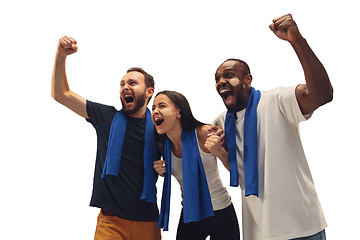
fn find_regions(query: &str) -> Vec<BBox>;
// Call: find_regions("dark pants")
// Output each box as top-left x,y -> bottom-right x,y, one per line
176,203 -> 240,240
291,230 -> 326,240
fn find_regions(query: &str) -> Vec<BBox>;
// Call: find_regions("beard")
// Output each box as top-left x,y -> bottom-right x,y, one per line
225,91 -> 244,113
121,91 -> 147,116
221,83 -> 244,113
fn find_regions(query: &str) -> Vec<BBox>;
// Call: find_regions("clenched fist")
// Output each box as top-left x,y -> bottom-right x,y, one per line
153,160 -> 166,177
269,13 -> 303,43
57,36 -> 78,57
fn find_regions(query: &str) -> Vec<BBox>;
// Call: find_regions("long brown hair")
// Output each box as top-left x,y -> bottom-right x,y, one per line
153,90 -> 205,143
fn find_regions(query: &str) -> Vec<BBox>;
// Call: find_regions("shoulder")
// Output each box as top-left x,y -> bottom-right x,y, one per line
86,100 -> 118,125
212,110 -> 227,126
196,124 -> 212,138
259,86 -> 296,99
258,86 -> 297,108
196,125 -> 212,153
258,86 -> 309,124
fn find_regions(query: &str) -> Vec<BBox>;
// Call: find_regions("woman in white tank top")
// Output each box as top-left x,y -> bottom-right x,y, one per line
152,90 -> 240,240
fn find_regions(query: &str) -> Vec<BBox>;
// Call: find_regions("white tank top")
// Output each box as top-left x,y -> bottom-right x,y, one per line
171,131 -> 232,211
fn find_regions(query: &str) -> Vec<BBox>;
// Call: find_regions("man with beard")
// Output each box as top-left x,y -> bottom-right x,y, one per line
205,14 -> 332,239
51,36 -> 161,240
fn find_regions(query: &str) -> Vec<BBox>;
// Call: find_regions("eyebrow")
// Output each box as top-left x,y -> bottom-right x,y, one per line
224,67 -> 234,71
121,78 -> 138,82
153,101 -> 167,106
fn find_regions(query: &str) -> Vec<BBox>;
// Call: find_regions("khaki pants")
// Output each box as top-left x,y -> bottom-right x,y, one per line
94,210 -> 161,240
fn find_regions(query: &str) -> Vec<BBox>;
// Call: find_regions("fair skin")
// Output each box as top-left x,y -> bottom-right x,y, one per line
152,94 -> 216,176
51,36 -> 154,119
206,14 -> 333,167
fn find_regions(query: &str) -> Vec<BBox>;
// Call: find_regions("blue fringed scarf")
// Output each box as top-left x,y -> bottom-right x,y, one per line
225,87 -> 261,197
158,129 -> 213,231
101,108 -> 158,203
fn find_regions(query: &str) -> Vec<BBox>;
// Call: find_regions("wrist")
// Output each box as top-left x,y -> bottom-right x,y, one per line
55,51 -> 67,61
289,35 -> 307,46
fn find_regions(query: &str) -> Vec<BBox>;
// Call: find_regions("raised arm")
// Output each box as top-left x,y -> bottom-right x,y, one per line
51,36 -> 89,119
269,14 -> 333,115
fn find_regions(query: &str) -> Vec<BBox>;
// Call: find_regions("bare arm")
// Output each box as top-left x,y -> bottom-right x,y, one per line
51,36 -> 89,119
269,14 -> 333,115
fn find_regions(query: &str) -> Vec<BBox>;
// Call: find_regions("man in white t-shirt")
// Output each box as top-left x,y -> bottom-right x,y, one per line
205,14 -> 333,240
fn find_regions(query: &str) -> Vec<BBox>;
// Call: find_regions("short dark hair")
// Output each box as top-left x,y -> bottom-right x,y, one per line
153,90 -> 205,143
127,67 -> 155,103
224,58 -> 251,75
127,67 -> 155,89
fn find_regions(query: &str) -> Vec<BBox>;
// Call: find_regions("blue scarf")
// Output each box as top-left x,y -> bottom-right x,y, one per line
225,87 -> 261,197
158,129 -> 213,231
101,108 -> 158,203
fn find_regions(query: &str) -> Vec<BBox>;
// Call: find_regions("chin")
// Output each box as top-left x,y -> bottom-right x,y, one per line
155,128 -> 165,135
225,104 -> 240,113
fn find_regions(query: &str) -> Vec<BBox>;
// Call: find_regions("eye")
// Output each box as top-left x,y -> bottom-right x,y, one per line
225,72 -> 233,78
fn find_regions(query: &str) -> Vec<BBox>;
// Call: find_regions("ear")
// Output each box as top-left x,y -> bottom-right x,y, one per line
146,87 -> 155,98
244,74 -> 253,85
176,109 -> 181,119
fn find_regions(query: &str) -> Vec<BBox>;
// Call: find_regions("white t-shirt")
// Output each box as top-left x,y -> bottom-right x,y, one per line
171,130 -> 232,211
213,86 -> 327,240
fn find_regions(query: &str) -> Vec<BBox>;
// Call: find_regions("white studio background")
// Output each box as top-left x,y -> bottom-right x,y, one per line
0,1 -> 358,239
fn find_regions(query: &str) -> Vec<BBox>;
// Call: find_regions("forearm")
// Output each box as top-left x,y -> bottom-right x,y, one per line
291,37 -> 333,104
51,54 -> 70,102
213,147 -> 230,171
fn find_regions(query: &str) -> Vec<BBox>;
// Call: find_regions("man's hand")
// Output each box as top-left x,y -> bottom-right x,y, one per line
269,14 -> 303,43
269,13 -> 333,115
207,125 -> 225,144
153,160 -> 166,177
57,36 -> 78,57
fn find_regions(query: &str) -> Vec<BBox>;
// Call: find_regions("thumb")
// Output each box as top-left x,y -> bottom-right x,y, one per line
72,44 -> 78,53
269,23 -> 277,33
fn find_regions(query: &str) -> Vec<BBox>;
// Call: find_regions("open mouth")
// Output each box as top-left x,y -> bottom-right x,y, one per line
124,94 -> 134,104
154,117 -> 164,127
219,89 -> 235,104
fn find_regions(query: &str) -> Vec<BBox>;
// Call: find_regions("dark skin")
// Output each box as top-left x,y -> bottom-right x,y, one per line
215,61 -> 252,113
215,13 -> 333,116
206,13 -> 333,167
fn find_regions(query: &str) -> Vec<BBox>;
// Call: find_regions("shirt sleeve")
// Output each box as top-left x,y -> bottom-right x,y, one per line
86,100 -> 117,127
212,111 -> 226,128
277,86 -> 311,125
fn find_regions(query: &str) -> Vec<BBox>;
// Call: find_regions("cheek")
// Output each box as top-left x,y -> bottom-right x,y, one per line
132,85 -> 143,94
229,78 -> 240,87
161,108 -> 175,117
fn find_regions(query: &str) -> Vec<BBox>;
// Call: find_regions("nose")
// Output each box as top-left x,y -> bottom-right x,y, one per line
216,77 -> 227,87
123,83 -> 130,90
152,106 -> 159,114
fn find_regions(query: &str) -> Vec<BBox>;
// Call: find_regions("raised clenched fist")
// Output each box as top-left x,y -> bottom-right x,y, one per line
57,36 -> 78,57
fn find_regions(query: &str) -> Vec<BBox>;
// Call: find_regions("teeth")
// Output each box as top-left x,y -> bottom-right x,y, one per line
220,89 -> 231,94
154,117 -> 164,126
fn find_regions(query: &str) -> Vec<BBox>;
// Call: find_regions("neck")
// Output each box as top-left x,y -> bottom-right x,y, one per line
166,125 -> 183,156
234,86 -> 252,113
128,105 -> 147,118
